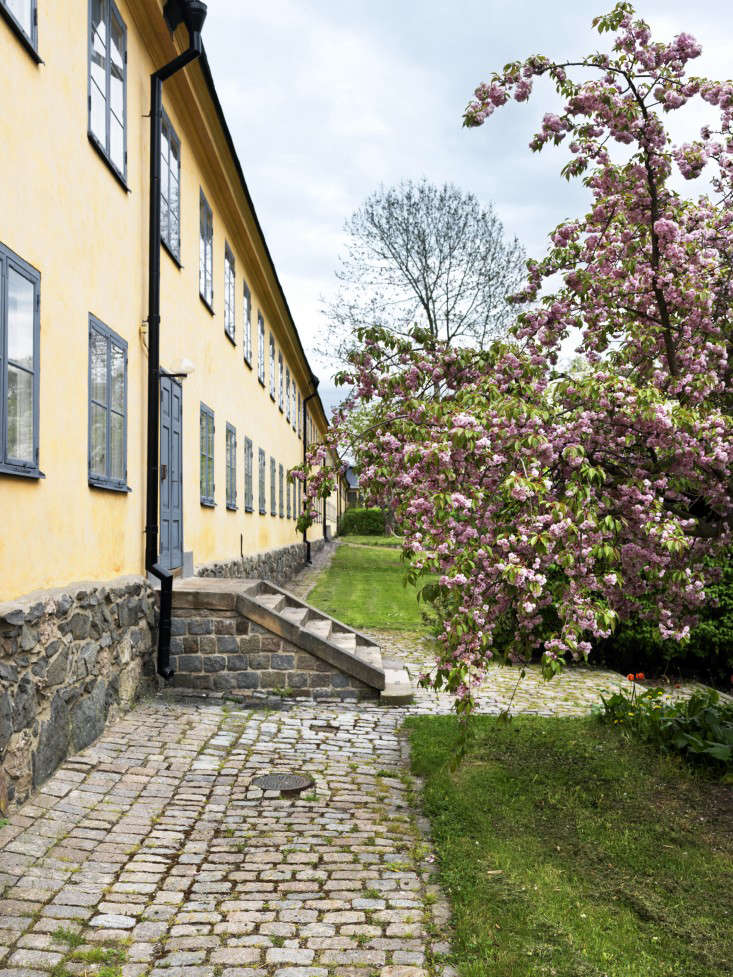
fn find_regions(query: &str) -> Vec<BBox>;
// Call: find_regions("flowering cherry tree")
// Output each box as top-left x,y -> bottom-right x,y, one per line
299,3 -> 733,707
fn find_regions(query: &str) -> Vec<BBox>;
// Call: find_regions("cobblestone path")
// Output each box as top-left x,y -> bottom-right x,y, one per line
0,699 -> 451,977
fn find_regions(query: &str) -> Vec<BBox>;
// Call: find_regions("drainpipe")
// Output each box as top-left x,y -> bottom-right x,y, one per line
145,0 -> 207,680
302,383 -> 319,565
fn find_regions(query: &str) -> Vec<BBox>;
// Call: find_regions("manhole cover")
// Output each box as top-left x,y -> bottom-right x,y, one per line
252,772 -> 315,796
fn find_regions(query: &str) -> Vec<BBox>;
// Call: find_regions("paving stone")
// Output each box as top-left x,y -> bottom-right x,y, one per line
8,950 -> 64,968
90,913 -> 136,929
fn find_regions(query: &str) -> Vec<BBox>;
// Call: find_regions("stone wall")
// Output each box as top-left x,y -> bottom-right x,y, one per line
196,538 -> 326,587
0,578 -> 156,811
169,605 -> 377,701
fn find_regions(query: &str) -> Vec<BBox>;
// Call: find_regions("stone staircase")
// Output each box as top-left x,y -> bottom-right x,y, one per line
169,577 -> 413,705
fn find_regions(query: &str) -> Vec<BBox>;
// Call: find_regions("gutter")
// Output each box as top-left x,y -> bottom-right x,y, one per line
145,0 -> 207,681
302,385 -> 319,565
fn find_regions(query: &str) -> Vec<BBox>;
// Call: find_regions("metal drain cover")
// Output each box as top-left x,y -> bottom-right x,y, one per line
252,772 -> 315,796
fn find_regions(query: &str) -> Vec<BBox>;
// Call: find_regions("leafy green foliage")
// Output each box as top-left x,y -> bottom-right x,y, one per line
596,552 -> 733,684
596,686 -> 733,773
339,507 -> 386,536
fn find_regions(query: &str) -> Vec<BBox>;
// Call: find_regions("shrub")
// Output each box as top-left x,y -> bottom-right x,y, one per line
594,551 -> 733,685
595,683 -> 733,775
340,507 -> 385,536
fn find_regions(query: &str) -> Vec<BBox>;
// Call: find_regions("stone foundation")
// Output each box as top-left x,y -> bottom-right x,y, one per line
169,605 -> 377,701
196,538 -> 326,587
0,578 -> 156,811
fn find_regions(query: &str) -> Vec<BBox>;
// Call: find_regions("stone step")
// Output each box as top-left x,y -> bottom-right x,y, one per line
257,593 -> 286,613
381,663 -> 414,706
330,631 -> 357,653
304,618 -> 333,642
356,643 -> 382,669
280,605 -> 309,626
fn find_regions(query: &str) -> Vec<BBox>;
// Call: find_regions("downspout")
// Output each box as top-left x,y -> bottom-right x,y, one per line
302,383 -> 319,565
145,0 -> 207,680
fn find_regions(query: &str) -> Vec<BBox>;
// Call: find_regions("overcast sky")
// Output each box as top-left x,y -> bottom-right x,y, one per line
203,0 -> 731,414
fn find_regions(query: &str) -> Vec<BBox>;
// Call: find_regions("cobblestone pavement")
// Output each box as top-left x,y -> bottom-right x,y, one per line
364,628 -> 730,716
0,700 -> 451,977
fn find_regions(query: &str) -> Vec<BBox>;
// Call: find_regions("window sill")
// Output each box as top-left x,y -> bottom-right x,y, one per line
225,329 -> 236,347
259,509 -> 266,516
226,502 -> 238,511
200,498 -> 216,508
258,375 -> 265,387
0,7 -> 42,62
200,293 -> 215,316
88,133 -> 130,193
162,238 -> 182,269
89,477 -> 132,493
270,393 -> 276,402
245,505 -> 253,514
0,463 -> 45,480
244,357 -> 253,371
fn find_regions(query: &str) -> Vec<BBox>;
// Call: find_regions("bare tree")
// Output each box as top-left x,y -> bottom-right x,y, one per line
318,179 -> 526,362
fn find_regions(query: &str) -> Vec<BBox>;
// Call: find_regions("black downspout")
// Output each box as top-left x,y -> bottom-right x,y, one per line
145,1 -> 207,680
302,385 -> 319,565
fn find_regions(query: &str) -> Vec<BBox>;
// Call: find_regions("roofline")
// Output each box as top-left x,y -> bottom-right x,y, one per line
196,47 -> 329,427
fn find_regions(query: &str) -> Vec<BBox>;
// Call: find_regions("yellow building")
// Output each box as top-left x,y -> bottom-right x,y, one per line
0,0 -> 341,604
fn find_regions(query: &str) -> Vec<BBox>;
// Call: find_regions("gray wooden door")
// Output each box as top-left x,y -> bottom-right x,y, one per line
159,374 -> 183,571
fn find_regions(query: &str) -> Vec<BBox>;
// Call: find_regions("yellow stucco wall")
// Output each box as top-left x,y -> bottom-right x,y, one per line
0,0 -> 332,601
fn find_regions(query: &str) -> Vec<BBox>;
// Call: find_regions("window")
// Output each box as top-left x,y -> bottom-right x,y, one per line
160,111 -> 181,261
224,245 -> 235,343
285,367 -> 290,422
225,423 -> 236,509
257,313 -> 265,383
286,474 -> 291,520
297,479 -> 302,521
199,190 -> 213,309
0,242 -> 40,478
278,352 -> 284,412
258,447 -> 266,514
200,403 -> 214,505
243,282 -> 252,366
1,0 -> 37,52
279,464 -> 284,518
297,391 -> 301,439
89,0 -> 127,181
269,334 -> 275,400
292,379 -> 297,431
88,316 -> 127,490
270,457 -> 276,516
244,436 -> 253,513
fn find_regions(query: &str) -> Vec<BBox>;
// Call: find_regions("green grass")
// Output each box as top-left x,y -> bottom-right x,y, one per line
50,928 -> 83,949
339,534 -> 404,548
407,714 -> 733,977
308,542 -> 430,631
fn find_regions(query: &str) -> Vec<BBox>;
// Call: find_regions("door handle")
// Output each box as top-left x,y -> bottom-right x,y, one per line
161,464 -> 167,481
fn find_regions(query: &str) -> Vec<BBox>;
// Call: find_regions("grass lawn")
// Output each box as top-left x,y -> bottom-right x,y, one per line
308,540 -> 429,630
408,714 -> 733,977
339,534 -> 404,548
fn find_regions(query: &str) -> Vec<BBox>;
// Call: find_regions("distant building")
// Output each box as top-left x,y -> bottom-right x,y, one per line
345,465 -> 362,507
